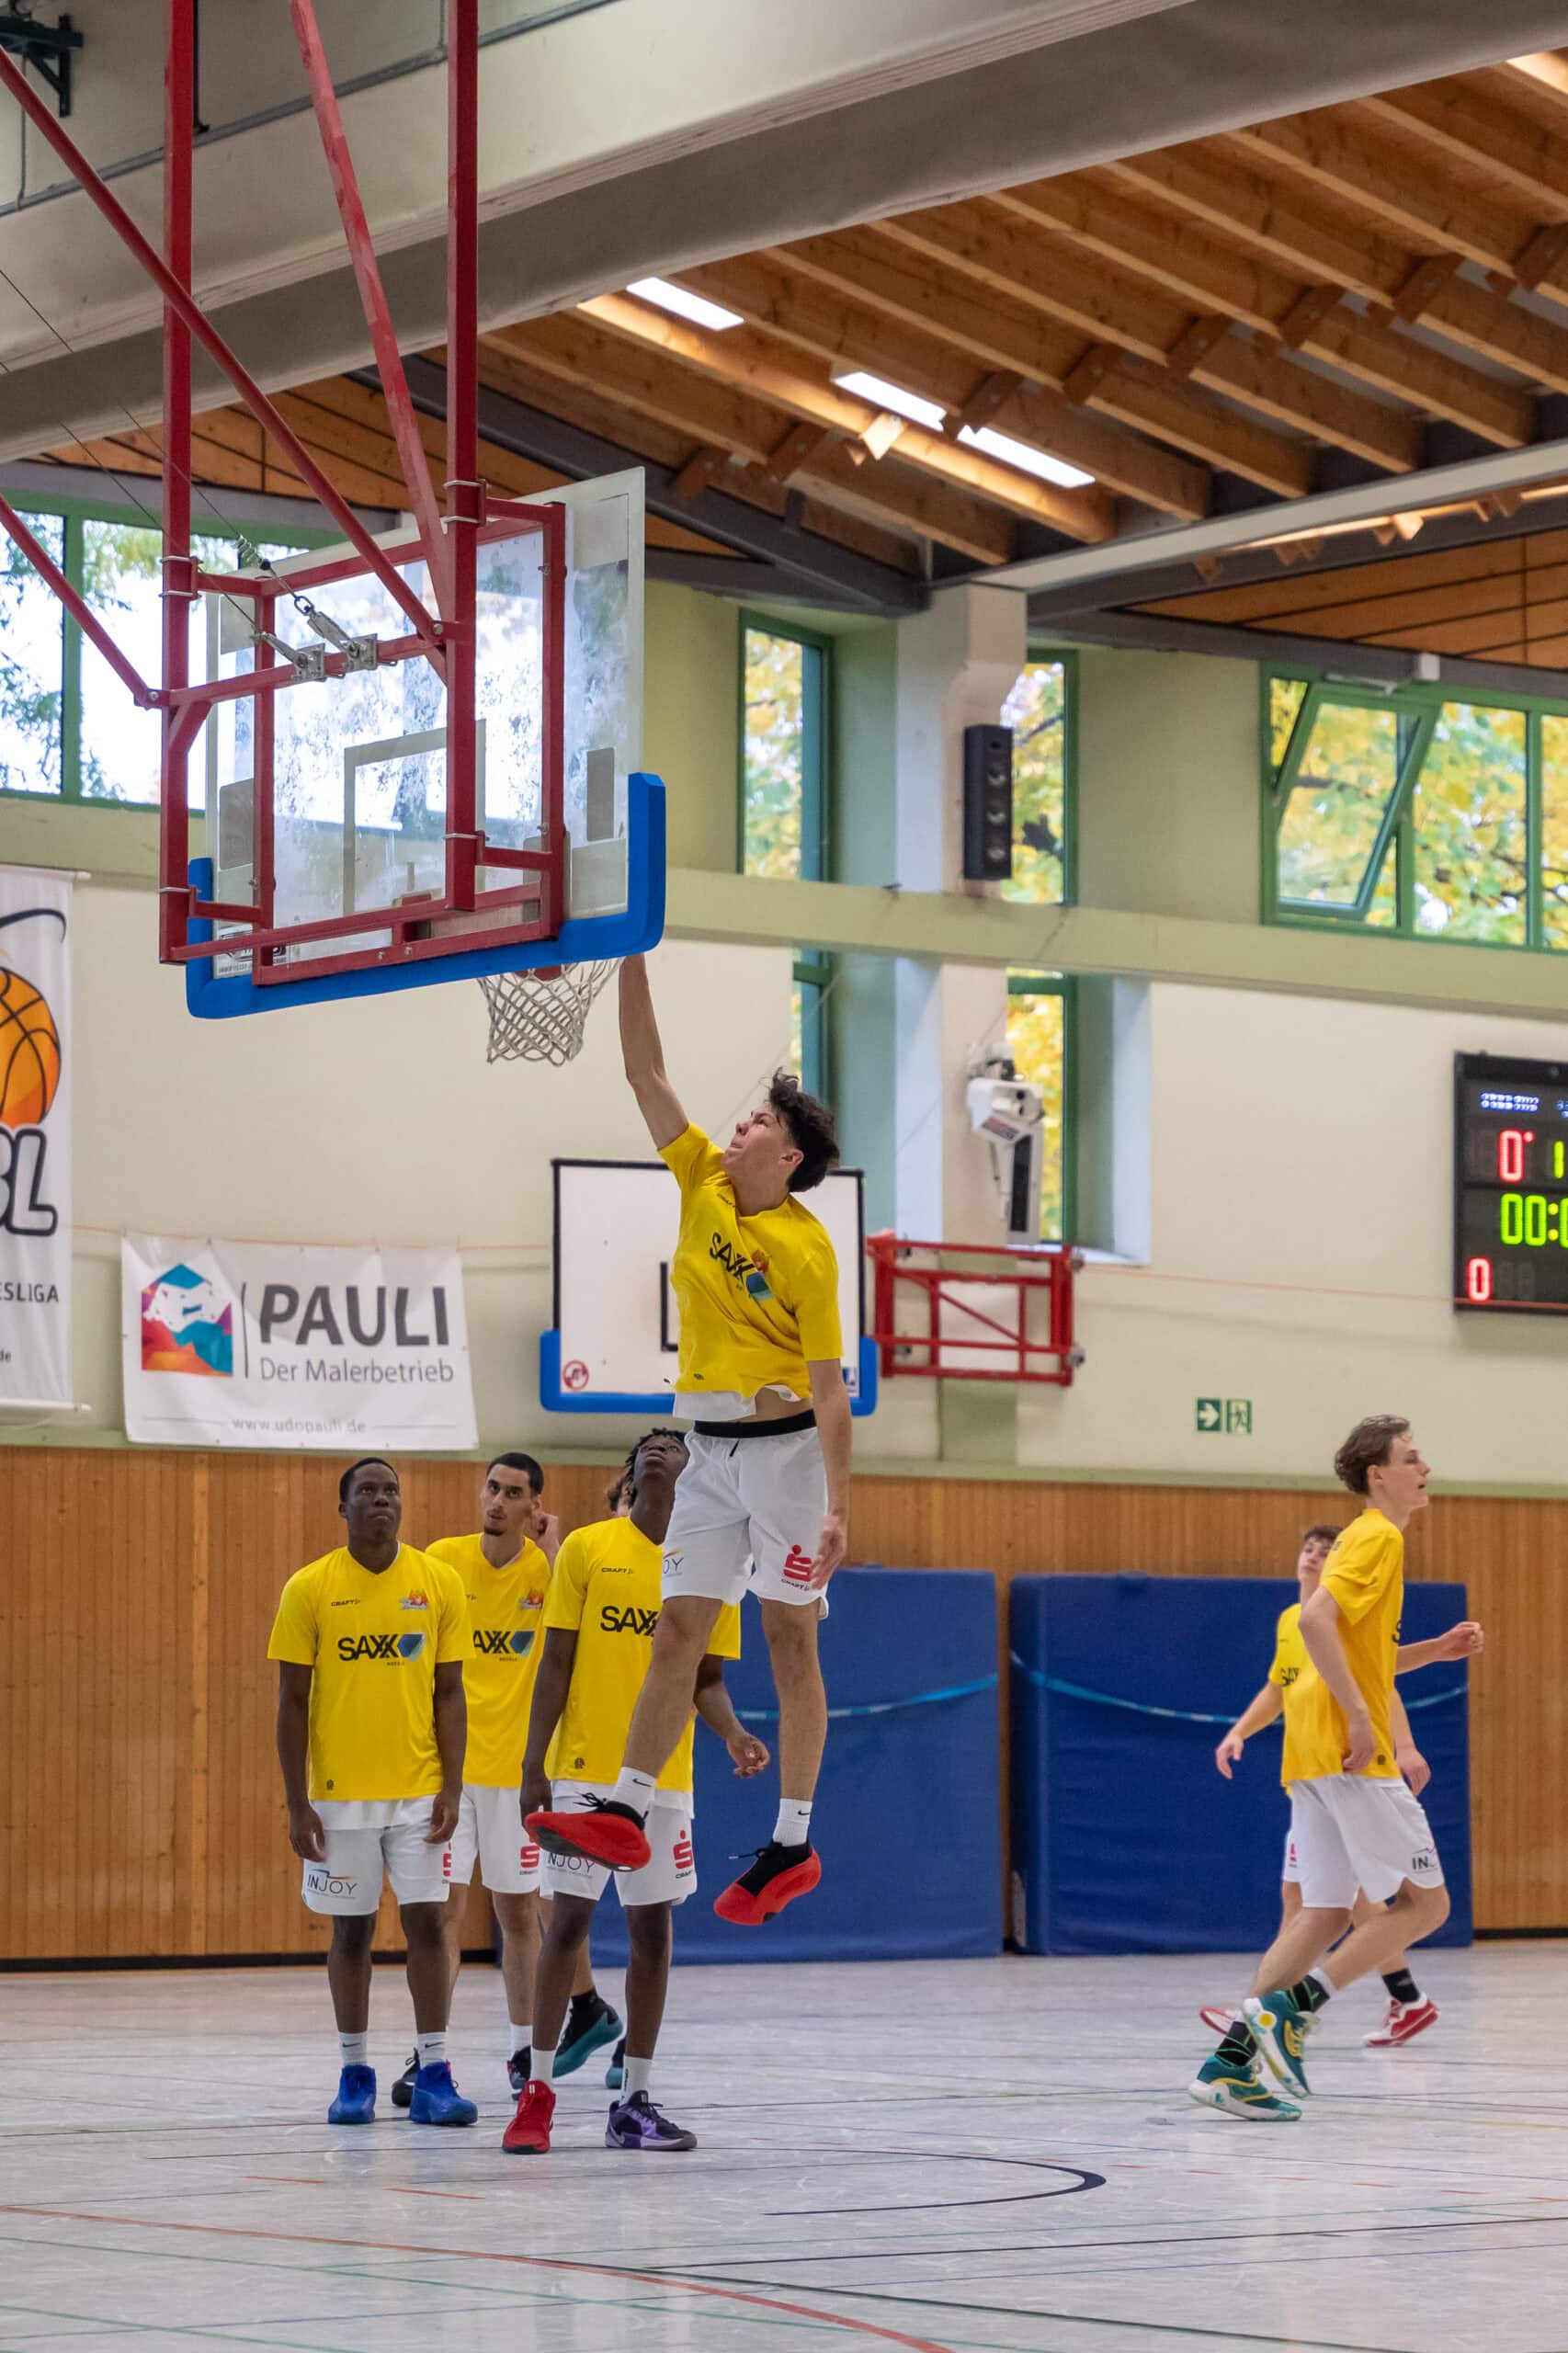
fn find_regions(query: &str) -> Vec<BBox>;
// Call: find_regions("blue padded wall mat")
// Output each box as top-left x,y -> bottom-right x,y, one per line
1010,1573 -> 1472,1957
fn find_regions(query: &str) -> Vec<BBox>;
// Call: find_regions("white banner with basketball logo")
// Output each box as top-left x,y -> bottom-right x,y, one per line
0,868 -> 72,1409
120,1236 -> 476,1450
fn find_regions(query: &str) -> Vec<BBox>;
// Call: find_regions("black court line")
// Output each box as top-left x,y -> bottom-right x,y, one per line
767,2151 -> 1104,2218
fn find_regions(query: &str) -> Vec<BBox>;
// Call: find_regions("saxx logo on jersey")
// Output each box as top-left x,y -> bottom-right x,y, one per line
473,1627 -> 536,1657
598,1601 -> 660,1637
335,1630 -> 427,1662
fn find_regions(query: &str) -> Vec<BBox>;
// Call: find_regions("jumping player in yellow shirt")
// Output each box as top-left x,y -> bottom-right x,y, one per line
506,1429 -> 766,2154
1188,1416 -> 1460,2121
267,1457 -> 476,2128
1201,1522 -> 1483,2064
530,954 -> 848,1927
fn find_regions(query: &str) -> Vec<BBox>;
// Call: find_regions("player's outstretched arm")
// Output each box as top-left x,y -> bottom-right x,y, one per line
619,955 -> 687,1148
1397,1620 -> 1483,1672
806,1357 -> 851,1586
276,1663 -> 325,1860
1214,1681 -> 1282,1778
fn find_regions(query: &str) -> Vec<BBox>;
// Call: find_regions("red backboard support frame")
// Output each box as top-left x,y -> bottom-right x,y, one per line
867,1231 -> 1083,1386
0,0 -> 583,989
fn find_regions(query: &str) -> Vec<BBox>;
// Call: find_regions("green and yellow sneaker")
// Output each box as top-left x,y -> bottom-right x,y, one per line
1187,2054 -> 1301,2120
1244,1988 -> 1316,2097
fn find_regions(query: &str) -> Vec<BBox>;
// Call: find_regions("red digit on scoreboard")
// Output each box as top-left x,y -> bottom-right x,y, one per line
1498,1128 -> 1534,1180
1466,1256 -> 1494,1303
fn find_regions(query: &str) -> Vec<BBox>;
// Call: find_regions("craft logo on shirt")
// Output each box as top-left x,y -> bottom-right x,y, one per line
335,1630 -> 426,1662
141,1261 -> 233,1378
781,1544 -> 815,1586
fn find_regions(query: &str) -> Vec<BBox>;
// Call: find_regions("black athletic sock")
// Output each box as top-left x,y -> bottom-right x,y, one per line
568,1988 -> 606,2030
1381,1966 -> 1420,2006
1289,1973 -> 1333,2013
1215,2021 -> 1256,2070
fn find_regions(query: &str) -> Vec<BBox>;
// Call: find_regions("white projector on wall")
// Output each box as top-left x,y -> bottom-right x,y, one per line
967,1066 -> 1044,1242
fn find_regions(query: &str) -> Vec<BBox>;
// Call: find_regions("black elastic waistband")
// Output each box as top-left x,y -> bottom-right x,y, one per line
692,1408 -> 816,1439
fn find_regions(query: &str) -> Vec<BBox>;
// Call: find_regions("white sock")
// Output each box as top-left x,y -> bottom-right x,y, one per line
530,2041 -> 555,2087
510,2021 -> 532,2058
774,1797 -> 812,1846
623,2054 -> 653,2097
338,2030 -> 369,2067
612,1766 -> 657,1819
415,2031 -> 447,2069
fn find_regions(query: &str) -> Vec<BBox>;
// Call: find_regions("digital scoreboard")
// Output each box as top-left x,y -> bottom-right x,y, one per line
1455,1052 -> 1568,1314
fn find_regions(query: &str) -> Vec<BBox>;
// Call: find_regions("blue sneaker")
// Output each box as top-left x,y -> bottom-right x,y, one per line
604,2036 -> 626,2092
408,2061 -> 478,2126
328,2063 -> 376,2125
554,1996 -> 623,2079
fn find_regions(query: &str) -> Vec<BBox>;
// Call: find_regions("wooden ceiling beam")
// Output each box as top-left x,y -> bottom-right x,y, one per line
879,203 -> 1184,363
569,291 -> 1113,542
1081,354 -> 1312,496
678,249 -> 1208,517
483,316 -> 1020,562
1359,82 -> 1568,222
1230,112 -> 1532,276
775,227 -> 1303,495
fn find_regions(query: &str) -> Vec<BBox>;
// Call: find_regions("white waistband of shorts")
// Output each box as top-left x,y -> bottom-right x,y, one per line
674,1383 -> 803,1422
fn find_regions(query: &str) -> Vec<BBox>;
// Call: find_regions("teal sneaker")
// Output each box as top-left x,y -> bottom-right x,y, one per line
1188,2055 -> 1301,2120
1244,1989 -> 1316,2097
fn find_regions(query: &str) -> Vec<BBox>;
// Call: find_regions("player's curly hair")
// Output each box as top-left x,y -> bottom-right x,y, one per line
1301,1523 -> 1341,1548
768,1069 -> 839,1194
1332,1416 -> 1410,1497
338,1454 -> 397,1505
619,1427 -> 687,1508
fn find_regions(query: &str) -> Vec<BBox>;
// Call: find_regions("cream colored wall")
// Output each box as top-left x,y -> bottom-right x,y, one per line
1016,981 -> 1568,1489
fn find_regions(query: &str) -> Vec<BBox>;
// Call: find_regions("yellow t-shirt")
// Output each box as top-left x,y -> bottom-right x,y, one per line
1280,1509 -> 1403,1784
541,1516 -> 741,1795
267,1543 -> 470,1803
426,1532 -> 551,1790
660,1124 -> 841,1402
1267,1603 -> 1309,1789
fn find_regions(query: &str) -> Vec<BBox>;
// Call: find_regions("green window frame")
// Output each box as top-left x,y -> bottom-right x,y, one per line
0,492 -> 336,809
737,611 -> 831,881
790,949 -> 835,1104
1005,972 -> 1075,1242
1262,666 -> 1563,949
1005,647 -> 1077,905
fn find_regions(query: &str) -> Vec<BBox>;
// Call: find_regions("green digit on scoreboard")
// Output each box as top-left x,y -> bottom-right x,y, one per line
1502,1194 -> 1524,1245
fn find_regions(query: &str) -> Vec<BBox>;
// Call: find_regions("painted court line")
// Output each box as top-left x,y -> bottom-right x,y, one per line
0,2205 -> 960,2353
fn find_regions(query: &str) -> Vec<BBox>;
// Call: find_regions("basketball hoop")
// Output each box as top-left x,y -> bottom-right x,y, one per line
478,961 -> 618,1065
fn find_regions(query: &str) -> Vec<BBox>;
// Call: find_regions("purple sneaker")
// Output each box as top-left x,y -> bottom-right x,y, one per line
605,2090 -> 697,2151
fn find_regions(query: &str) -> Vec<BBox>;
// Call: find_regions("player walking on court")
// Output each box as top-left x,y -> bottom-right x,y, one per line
1202,1522 -> 1483,2054
529,953 -> 848,1924
506,1429 -> 766,2154
1189,1417 -> 1454,2120
388,1453 -> 620,2108
267,1458 -> 477,2128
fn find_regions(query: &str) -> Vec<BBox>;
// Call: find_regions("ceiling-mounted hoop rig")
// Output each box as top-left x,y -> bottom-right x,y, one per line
0,10 -> 83,116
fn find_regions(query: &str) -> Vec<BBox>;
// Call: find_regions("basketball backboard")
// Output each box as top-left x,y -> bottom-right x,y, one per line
542,1158 -> 879,1417
183,468 -> 659,1016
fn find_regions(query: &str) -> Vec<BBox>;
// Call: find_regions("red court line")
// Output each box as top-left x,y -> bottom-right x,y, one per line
0,2203 -> 957,2353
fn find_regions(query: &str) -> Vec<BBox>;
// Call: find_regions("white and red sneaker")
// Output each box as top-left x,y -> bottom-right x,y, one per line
1199,2005 -> 1241,2036
1364,1995 -> 1438,2047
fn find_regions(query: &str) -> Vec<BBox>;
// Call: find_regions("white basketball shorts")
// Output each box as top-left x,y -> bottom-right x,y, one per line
301,1797 -> 453,1915
1281,1826 -> 1301,1886
449,1782 -> 541,1896
1286,1774 -> 1445,1910
662,1415 -> 829,1610
540,1781 -> 696,1908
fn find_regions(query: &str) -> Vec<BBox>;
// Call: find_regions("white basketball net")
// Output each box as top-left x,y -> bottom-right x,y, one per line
477,961 -> 618,1065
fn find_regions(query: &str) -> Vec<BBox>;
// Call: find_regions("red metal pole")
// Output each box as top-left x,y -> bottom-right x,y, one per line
286,0 -> 452,616
160,0 -> 195,961
443,0 -> 480,913
0,47 -> 444,658
0,494 -> 155,707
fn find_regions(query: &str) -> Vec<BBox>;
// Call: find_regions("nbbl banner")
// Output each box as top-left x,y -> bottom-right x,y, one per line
121,1237 -> 476,1450
0,870 -> 71,1408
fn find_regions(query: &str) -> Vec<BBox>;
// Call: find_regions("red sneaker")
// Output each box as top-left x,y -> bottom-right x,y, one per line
525,1800 -> 650,1871
1199,2005 -> 1240,2036
713,1840 -> 822,1926
1364,1995 -> 1438,2047
502,2081 -> 556,2154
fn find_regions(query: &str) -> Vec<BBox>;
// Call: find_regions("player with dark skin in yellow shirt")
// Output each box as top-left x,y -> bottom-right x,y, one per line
268,1457 -> 475,2128
530,954 -> 849,1927
506,1429 -> 767,2154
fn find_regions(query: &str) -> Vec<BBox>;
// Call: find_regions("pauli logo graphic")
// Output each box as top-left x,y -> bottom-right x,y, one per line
0,912 -> 66,1241
142,1263 -> 234,1377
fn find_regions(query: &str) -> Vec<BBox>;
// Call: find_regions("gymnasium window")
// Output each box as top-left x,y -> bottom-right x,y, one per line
1265,670 -> 1555,948
0,498 -> 321,808
790,950 -> 834,1104
1002,654 -> 1074,904
1004,974 -> 1074,1242
740,616 -> 828,881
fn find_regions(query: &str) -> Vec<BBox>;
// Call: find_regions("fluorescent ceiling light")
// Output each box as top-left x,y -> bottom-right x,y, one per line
832,369 -> 947,432
958,423 -> 1094,489
625,276 -> 743,331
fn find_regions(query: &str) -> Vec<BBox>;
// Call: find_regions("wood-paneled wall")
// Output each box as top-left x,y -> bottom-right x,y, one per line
0,1448 -> 1551,1962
